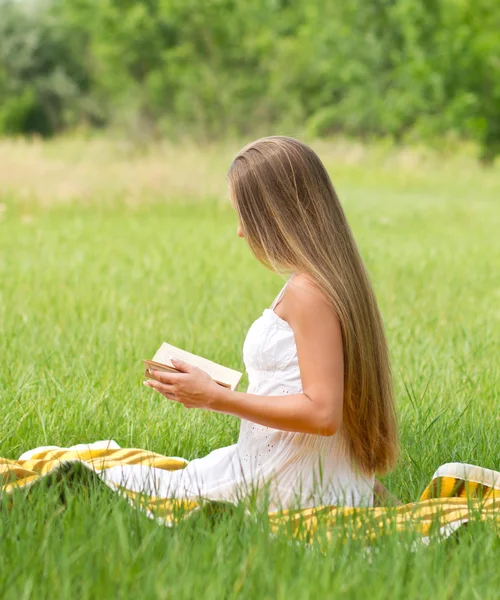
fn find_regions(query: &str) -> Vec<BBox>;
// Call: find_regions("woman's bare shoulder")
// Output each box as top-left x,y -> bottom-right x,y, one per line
281,272 -> 343,368
283,272 -> 336,324
288,272 -> 329,305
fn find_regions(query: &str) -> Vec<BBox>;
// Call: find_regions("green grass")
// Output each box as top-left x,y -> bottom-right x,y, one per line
0,140 -> 499,598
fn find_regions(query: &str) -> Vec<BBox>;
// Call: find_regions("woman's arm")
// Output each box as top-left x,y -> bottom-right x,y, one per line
212,389 -> 335,436
145,274 -> 345,436
210,274 -> 344,435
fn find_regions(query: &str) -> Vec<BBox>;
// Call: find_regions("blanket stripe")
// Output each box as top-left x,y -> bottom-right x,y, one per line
1,442 -> 498,544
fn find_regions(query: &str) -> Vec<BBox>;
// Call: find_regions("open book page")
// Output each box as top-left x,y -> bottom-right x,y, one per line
144,342 -> 242,391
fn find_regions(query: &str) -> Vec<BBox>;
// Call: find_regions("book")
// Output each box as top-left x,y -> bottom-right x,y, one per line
143,342 -> 242,391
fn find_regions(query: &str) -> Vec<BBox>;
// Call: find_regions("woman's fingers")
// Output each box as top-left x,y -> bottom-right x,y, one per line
143,380 -> 196,409
147,370 -> 182,385
144,380 -> 178,400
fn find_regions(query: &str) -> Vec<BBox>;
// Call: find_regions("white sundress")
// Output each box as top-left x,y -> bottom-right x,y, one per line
101,274 -> 375,511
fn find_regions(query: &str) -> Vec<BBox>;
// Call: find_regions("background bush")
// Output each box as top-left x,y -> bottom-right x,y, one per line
1,0 -> 499,158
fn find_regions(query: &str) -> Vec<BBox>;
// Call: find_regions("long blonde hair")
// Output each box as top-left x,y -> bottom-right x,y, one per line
228,136 -> 398,475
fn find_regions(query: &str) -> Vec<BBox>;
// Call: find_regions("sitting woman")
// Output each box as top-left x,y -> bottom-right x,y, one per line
111,136 -> 400,510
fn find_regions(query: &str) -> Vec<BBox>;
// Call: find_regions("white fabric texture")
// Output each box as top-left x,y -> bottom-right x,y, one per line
102,274 -> 375,510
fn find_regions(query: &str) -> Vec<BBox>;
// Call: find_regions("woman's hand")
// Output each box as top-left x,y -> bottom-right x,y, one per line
143,358 -> 221,409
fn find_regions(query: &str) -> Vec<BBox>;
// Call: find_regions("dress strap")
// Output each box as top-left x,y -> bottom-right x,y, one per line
270,273 -> 296,310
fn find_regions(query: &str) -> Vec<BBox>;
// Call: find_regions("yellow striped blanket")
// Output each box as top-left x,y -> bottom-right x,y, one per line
1,441 -> 499,545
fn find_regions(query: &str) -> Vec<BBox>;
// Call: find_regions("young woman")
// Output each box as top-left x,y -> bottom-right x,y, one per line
124,136 -> 399,510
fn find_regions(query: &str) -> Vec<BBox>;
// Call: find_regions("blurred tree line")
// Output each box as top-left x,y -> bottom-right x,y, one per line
1,0 -> 499,159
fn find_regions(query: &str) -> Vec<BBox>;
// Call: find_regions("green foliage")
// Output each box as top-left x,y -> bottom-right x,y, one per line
0,0 -> 97,136
0,0 -> 499,156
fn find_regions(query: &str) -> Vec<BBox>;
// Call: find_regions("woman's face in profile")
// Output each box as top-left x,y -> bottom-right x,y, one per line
228,185 -> 244,238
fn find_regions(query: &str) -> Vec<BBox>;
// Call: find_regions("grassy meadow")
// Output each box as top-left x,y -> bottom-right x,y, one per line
0,137 -> 499,598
